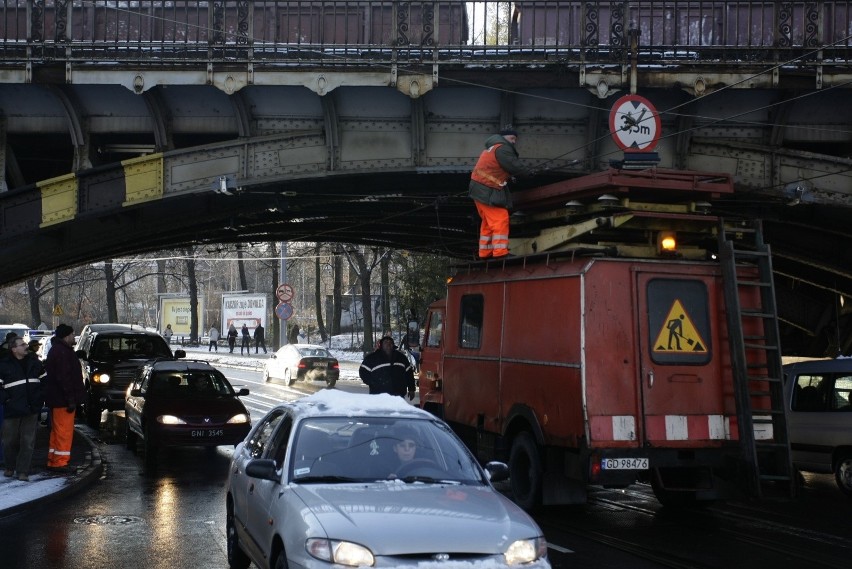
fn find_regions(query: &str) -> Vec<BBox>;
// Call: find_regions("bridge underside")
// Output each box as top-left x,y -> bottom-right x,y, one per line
1,66 -> 852,356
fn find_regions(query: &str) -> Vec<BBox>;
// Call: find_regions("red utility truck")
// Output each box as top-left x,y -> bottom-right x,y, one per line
419,168 -> 795,508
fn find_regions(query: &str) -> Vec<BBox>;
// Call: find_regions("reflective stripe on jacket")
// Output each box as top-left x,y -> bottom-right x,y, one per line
471,143 -> 511,189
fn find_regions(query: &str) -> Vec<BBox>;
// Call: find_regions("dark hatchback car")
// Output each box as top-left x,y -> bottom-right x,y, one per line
75,323 -> 184,428
125,359 -> 251,466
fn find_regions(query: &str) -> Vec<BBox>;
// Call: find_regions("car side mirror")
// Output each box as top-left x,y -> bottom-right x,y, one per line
484,461 -> 509,483
270,354 -> 277,360
75,349 -> 88,360
245,459 -> 280,482
173,349 -> 186,359
237,388 -> 250,396
130,389 -> 143,397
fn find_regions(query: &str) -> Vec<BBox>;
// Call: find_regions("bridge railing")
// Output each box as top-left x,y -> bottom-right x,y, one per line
0,1 -> 849,67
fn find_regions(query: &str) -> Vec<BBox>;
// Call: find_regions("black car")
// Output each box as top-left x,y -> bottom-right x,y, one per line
125,359 -> 251,467
75,324 -> 184,428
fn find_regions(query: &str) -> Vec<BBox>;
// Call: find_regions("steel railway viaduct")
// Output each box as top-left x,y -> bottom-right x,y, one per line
0,1 -> 851,355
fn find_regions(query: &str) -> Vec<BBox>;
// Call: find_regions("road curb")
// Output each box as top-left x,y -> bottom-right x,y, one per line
0,425 -> 104,519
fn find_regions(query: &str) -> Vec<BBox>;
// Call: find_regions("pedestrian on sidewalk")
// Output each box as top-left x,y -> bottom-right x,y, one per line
227,324 -> 238,353
0,337 -> 45,481
208,326 -> 220,352
254,323 -> 267,354
240,324 -> 251,355
43,324 -> 84,473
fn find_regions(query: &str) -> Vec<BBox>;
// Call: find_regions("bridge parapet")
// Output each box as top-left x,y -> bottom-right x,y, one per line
1,1 -> 849,84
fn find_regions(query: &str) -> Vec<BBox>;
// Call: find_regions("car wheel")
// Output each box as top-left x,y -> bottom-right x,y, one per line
325,376 -> 337,388
263,368 -> 270,382
509,431 -> 542,511
86,403 -> 102,429
125,422 -> 137,451
226,500 -> 251,569
273,548 -> 289,569
285,368 -> 295,386
834,453 -> 852,496
144,427 -> 158,468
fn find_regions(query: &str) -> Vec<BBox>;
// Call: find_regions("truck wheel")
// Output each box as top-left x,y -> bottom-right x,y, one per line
834,453 -> 852,496
509,432 -> 542,511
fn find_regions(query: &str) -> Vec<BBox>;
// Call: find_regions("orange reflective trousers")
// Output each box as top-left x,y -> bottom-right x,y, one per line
47,408 -> 75,468
475,201 -> 510,258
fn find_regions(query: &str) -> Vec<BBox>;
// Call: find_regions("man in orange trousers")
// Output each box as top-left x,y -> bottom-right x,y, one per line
468,127 -> 531,258
43,324 -> 85,473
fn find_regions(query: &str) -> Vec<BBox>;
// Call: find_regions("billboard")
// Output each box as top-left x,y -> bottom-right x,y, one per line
222,293 -> 267,331
159,296 -> 204,336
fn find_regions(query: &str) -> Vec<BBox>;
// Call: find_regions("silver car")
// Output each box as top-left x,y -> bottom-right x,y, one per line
783,358 -> 852,495
226,391 -> 550,569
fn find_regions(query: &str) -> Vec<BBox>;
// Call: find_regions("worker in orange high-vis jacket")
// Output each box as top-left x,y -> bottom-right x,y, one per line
468,127 -> 532,259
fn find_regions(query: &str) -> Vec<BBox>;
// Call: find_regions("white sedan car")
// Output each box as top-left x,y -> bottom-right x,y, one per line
263,343 -> 340,387
226,391 -> 550,569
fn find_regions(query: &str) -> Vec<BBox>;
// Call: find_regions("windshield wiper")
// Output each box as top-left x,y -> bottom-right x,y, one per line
295,475 -> 359,484
399,476 -> 462,485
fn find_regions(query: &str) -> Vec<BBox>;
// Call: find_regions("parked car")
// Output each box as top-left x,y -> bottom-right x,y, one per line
225,390 -> 550,569
75,323 -> 184,428
263,343 -> 339,387
783,357 -> 852,495
125,358 -> 251,467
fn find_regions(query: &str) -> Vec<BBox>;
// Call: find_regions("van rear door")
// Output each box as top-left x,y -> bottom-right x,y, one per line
636,271 -> 730,448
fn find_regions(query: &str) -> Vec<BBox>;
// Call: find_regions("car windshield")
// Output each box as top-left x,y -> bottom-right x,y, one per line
297,347 -> 331,358
289,417 -> 484,484
146,370 -> 234,398
95,335 -> 172,359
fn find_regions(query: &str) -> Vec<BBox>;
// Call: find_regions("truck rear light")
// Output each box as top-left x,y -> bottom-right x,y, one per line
590,456 -> 602,481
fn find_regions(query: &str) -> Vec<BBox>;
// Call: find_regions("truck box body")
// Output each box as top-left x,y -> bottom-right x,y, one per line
420,255 -> 768,506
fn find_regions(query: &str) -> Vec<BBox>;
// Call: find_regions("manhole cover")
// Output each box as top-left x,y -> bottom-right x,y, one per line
73,515 -> 143,526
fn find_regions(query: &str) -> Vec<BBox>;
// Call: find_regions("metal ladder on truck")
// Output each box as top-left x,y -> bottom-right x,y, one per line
717,218 -> 796,499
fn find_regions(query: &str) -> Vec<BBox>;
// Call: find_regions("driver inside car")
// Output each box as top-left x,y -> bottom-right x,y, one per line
388,427 -> 419,478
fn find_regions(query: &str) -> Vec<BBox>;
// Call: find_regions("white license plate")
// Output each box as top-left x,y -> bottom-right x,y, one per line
191,429 -> 223,438
602,458 -> 649,470
312,362 -> 326,368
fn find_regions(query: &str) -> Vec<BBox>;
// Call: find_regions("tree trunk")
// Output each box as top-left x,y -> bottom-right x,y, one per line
381,255 -> 391,334
332,250 -> 342,335
26,277 -> 43,327
237,247 -> 248,291
314,244 -> 327,342
270,242 -> 280,348
185,252 -> 199,343
105,261 -> 118,322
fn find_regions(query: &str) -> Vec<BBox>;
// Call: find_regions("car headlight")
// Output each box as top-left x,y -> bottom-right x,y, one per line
306,538 -> 375,567
93,373 -> 110,384
157,415 -> 186,425
227,413 -> 249,424
504,537 -> 548,565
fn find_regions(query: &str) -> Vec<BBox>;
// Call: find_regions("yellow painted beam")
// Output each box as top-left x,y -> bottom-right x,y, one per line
39,173 -> 77,228
122,153 -> 164,206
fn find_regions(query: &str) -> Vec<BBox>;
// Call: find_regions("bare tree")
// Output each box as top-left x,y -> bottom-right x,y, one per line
343,245 -> 391,353
183,248 -> 200,343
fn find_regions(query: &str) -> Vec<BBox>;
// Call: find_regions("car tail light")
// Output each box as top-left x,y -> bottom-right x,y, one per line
298,360 -> 308,369
332,360 -> 339,369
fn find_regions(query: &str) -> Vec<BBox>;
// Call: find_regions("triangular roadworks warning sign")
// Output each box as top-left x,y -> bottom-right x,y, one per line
653,299 -> 708,353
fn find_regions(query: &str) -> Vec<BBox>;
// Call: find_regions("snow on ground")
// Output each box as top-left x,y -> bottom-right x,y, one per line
176,333 -> 370,381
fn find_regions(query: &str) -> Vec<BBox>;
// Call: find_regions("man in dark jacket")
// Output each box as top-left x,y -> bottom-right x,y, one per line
468,126 -> 531,259
0,337 -> 45,481
254,324 -> 267,354
359,336 -> 415,399
43,324 -> 85,473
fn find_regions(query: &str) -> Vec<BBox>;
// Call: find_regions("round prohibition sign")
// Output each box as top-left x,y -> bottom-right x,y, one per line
276,283 -> 295,303
609,94 -> 662,151
275,302 -> 294,321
